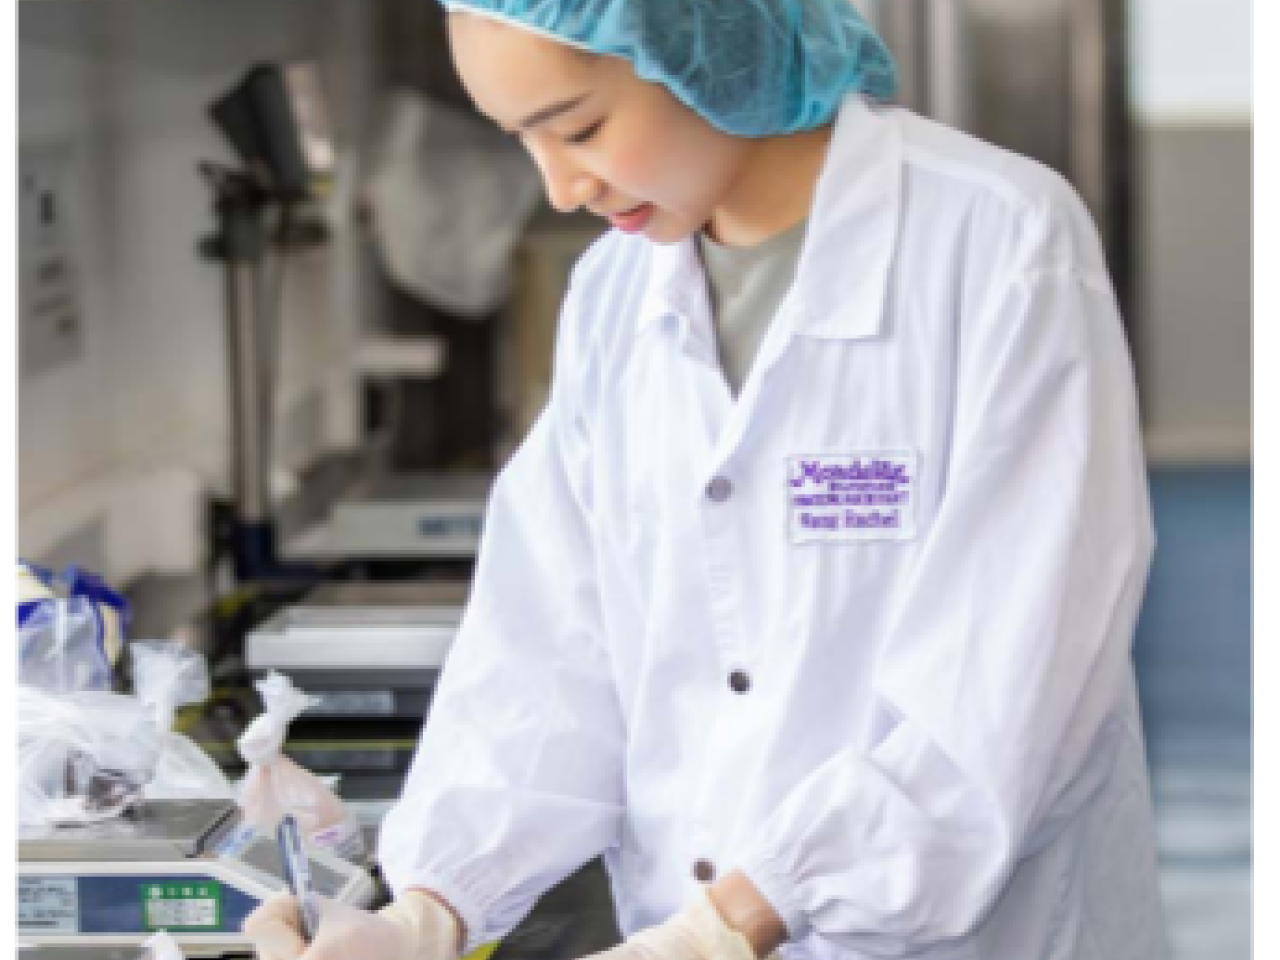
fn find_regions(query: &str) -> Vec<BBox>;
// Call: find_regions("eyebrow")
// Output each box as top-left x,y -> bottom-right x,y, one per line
515,94 -> 589,132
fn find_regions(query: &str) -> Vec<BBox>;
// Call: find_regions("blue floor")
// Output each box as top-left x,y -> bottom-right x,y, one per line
1133,467 -> 1252,959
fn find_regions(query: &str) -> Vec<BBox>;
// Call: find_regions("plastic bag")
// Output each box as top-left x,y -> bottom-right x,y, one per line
237,671 -> 367,862
18,685 -> 162,826
138,930 -> 185,960
17,561 -> 129,693
363,89 -> 543,316
131,642 -> 234,801
18,600 -> 112,693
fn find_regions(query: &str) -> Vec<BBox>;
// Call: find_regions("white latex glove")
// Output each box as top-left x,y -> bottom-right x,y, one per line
585,888 -> 760,960
243,890 -> 460,960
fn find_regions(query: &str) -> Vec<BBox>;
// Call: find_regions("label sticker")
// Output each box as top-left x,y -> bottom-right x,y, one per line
142,881 -> 222,930
787,451 -> 919,543
311,812 -> 368,862
18,875 -> 79,933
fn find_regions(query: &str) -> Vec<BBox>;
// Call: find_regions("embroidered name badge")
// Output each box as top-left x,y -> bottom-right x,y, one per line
787,451 -> 919,543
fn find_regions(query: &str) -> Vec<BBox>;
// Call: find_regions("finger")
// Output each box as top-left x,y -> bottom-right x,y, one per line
248,920 -> 309,960
245,894 -> 302,929
244,894 -> 309,960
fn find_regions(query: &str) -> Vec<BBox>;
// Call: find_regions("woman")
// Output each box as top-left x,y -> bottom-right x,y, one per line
246,2 -> 1166,958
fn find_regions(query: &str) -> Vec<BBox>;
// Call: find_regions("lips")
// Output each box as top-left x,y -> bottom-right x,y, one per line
608,203 -> 655,234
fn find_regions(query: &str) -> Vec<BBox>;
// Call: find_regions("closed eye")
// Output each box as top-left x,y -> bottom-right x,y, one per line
567,120 -> 604,144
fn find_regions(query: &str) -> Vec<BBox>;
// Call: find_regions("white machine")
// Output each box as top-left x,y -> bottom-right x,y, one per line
288,471 -> 491,560
17,799 -> 377,958
245,581 -> 467,799
246,580 -> 464,710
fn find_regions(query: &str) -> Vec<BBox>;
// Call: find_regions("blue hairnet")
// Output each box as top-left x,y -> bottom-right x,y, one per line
442,0 -> 897,137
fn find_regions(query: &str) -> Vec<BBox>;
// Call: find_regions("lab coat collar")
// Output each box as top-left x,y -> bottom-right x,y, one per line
637,95 -> 902,341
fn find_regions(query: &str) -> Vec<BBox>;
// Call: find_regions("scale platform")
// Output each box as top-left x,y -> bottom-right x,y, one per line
18,799 -> 377,958
245,581 -> 467,714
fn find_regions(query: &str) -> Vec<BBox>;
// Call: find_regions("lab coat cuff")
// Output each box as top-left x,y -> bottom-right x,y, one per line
737,851 -> 811,943
396,871 -> 492,957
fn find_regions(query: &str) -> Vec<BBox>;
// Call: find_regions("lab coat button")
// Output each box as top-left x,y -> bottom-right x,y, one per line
729,670 -> 751,694
693,859 -> 716,883
706,477 -> 733,502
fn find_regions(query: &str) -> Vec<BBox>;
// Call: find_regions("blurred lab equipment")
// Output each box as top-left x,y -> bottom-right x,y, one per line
15,559 -> 379,958
288,471 -> 491,561
201,65 -> 500,582
201,62 -> 336,583
210,64 -> 329,202
364,88 -> 543,317
17,798 -> 375,957
17,593 -> 377,955
196,62 -> 493,826
245,581 -> 467,799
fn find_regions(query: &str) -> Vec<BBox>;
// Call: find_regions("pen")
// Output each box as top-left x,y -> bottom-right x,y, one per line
277,814 -> 321,941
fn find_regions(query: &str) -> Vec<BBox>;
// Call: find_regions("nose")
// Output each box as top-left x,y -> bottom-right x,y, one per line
529,144 -> 602,213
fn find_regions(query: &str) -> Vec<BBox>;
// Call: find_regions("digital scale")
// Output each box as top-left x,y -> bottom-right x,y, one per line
17,799 -> 377,958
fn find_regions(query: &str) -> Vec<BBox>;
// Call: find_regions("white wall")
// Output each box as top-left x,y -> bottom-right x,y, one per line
1129,0 -> 1252,123
18,0 -> 379,582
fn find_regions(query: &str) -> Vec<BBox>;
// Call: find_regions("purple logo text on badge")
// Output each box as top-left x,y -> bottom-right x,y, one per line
787,452 -> 918,542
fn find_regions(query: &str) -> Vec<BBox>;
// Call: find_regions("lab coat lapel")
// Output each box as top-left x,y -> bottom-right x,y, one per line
632,95 -> 904,480
708,95 -> 905,471
788,94 -> 902,341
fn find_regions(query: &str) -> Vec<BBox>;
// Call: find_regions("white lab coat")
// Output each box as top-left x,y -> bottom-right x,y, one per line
379,95 -> 1167,960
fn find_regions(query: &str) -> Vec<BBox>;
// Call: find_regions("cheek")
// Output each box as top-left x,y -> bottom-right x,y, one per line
610,130 -> 732,209
605,140 -> 669,194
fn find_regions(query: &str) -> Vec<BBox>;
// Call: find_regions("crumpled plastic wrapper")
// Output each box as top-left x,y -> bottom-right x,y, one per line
18,686 -> 162,826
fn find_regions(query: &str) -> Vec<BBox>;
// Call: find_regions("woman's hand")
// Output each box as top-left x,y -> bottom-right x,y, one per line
243,889 -> 462,960
579,878 -> 784,960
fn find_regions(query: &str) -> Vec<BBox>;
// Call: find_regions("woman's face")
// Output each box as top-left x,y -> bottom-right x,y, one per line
448,12 -> 753,244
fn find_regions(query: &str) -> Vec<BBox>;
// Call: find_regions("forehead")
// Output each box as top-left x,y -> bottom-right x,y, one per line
448,13 -> 601,118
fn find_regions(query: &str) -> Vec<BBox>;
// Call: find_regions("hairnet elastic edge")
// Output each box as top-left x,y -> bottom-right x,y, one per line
441,2 -> 595,53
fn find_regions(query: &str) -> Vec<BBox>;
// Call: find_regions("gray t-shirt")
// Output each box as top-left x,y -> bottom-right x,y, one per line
696,217 -> 808,396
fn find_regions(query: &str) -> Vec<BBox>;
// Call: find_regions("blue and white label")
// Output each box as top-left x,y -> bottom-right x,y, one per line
18,876 -> 79,933
787,451 -> 919,543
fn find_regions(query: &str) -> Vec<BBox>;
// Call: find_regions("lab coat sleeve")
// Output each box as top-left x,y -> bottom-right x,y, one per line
377,272 -> 625,952
737,221 -> 1155,956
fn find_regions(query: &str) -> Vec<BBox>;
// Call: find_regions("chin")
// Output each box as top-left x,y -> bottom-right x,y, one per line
642,212 -> 704,245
